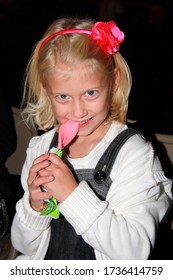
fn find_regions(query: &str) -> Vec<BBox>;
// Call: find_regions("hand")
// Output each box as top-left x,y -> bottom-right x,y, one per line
27,153 -> 54,212
38,153 -> 78,203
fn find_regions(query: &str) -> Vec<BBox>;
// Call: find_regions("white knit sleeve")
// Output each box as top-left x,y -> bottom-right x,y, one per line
11,131 -> 55,259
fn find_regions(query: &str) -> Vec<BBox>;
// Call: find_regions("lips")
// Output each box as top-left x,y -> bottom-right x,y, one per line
78,118 -> 93,128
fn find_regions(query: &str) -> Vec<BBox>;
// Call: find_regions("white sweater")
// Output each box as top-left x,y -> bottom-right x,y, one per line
11,123 -> 172,260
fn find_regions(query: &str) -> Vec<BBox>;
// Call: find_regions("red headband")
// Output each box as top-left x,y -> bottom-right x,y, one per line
38,21 -> 125,55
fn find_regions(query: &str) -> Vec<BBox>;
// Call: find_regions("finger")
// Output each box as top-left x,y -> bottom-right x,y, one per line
33,153 -> 50,165
30,189 -> 52,212
29,177 -> 53,202
31,188 -> 52,201
28,159 -> 51,185
48,153 -> 63,165
38,169 -> 52,177
29,153 -> 50,181
29,174 -> 54,191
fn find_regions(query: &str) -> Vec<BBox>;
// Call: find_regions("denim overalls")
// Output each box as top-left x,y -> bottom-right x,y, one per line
45,128 -> 139,259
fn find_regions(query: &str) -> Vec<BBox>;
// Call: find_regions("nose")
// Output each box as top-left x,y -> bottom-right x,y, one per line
72,99 -> 87,119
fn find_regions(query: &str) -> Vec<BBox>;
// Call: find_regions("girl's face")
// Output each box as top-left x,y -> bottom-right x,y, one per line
45,60 -> 115,137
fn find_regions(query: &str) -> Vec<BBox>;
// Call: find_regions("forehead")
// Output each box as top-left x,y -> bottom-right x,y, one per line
56,59 -> 100,75
44,59 -> 109,93
45,59 -> 105,83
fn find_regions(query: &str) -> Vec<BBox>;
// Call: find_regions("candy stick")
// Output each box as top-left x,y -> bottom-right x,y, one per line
40,120 -> 79,218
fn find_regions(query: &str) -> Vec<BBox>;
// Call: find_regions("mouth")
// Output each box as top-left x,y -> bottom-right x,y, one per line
78,118 -> 93,128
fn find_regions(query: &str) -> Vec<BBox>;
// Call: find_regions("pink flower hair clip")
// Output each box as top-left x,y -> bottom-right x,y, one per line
38,21 -> 125,55
91,21 -> 125,54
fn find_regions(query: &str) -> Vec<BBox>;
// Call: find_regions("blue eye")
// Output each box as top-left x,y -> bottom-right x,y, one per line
86,90 -> 96,97
56,94 -> 70,101
59,94 -> 68,99
55,94 -> 70,103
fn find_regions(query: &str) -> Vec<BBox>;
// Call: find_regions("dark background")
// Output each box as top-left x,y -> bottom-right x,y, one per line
0,0 -> 173,135
0,0 -> 173,259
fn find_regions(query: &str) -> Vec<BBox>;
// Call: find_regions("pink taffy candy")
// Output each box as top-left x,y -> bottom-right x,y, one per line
58,120 -> 79,149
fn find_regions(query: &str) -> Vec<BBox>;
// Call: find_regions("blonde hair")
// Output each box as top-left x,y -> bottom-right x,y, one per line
22,17 -> 132,131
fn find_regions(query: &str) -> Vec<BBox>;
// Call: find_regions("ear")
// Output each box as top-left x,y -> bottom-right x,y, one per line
113,68 -> 120,92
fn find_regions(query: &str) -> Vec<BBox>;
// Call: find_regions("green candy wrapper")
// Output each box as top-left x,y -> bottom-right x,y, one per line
40,197 -> 60,218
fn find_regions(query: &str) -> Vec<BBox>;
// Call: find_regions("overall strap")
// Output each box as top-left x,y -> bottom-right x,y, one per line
49,128 -> 140,155
93,128 -> 142,185
49,131 -> 58,151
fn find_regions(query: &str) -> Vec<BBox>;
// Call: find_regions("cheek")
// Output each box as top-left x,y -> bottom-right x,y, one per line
97,95 -> 111,114
50,102 -> 73,124
49,101 -> 65,118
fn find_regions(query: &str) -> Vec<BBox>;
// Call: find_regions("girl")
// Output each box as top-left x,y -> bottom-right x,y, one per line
11,17 -> 172,260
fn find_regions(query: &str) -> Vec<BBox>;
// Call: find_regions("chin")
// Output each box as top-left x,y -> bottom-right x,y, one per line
78,126 -> 93,136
